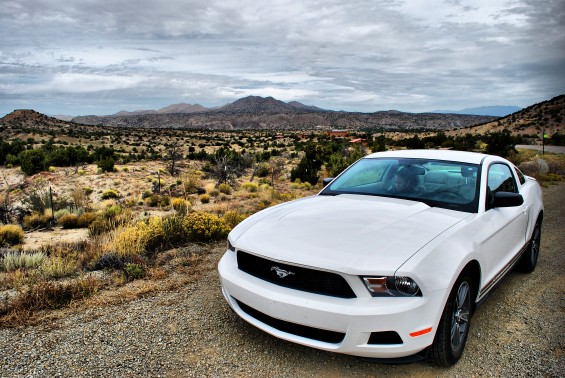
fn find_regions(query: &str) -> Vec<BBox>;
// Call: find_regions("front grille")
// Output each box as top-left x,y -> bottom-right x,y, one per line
237,251 -> 356,298
235,298 -> 345,344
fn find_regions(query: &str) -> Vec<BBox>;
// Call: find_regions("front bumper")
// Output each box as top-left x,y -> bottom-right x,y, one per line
218,251 -> 447,359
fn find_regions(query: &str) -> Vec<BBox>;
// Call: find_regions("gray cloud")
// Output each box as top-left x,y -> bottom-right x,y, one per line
0,0 -> 563,116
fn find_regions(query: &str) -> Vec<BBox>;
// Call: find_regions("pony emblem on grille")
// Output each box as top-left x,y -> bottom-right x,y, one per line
271,266 -> 295,279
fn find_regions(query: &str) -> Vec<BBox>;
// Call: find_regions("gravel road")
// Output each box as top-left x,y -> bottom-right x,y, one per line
1,182 -> 564,378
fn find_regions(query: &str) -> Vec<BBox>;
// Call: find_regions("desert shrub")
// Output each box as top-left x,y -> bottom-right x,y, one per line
181,172 -> 202,194
171,198 -> 191,214
77,212 -> 98,228
2,252 -> 45,271
48,166 -> 56,173
0,225 -> 25,246
58,213 -> 79,229
101,189 -> 119,200
23,212 -> 52,230
223,210 -> 247,229
209,189 -> 220,197
256,163 -> 270,177
539,173 -> 562,182
290,181 -> 313,190
112,220 -> 152,257
218,183 -> 232,195
88,211 -> 129,237
97,157 -> 115,173
124,263 -> 145,281
199,194 -> 210,204
104,204 -> 122,219
54,209 -> 70,219
40,256 -> 78,279
122,166 -> 129,172
7,276 -> 99,314
183,212 -> 230,242
92,253 -> 124,270
241,182 -> 259,193
83,187 -> 93,195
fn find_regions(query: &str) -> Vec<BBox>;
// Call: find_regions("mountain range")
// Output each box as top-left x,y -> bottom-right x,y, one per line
2,95 -> 562,135
70,96 -> 497,131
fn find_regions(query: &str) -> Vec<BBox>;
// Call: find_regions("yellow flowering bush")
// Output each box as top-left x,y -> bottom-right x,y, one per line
183,212 -> 230,242
0,224 -> 25,246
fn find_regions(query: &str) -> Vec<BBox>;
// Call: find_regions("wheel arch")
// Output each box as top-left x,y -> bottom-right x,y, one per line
459,260 -> 481,313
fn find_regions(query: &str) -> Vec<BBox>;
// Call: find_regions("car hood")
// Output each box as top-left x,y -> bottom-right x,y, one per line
230,194 -> 469,275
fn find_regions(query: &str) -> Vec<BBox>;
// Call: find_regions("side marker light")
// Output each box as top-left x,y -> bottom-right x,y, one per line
409,327 -> 432,337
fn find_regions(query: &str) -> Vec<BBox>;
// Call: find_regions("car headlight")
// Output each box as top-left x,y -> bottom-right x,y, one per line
362,276 -> 421,297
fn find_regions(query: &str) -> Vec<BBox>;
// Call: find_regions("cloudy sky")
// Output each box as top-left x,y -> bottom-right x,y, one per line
1,0 -> 564,117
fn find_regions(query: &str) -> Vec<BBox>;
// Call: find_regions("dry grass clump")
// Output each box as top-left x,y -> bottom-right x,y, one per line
58,213 -> 80,229
101,189 -> 120,199
218,183 -> 232,195
0,275 -> 100,326
23,212 -> 52,230
40,255 -> 78,279
241,182 -> 259,192
77,212 -> 99,228
0,225 -> 25,246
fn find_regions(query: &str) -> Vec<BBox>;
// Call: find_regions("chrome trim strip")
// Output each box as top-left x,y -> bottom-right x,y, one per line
477,242 -> 528,301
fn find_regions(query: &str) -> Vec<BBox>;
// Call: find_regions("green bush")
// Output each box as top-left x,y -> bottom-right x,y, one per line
0,224 -> 25,246
199,194 -> 210,204
54,209 -> 70,219
98,156 -> 115,173
124,263 -> 145,281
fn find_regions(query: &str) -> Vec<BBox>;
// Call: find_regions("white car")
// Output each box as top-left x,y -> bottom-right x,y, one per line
218,149 -> 543,366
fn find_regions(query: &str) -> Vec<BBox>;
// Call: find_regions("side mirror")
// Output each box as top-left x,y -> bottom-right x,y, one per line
322,177 -> 334,187
490,191 -> 524,208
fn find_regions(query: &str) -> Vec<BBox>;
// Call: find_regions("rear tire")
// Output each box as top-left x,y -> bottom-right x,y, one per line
516,219 -> 541,273
428,274 -> 473,366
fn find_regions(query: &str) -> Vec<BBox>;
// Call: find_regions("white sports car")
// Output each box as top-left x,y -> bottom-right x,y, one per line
218,149 -> 543,366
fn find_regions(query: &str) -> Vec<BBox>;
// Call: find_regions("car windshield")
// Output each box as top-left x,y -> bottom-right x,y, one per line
320,157 -> 480,213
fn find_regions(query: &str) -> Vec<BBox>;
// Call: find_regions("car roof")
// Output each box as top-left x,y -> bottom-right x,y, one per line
364,149 -> 488,165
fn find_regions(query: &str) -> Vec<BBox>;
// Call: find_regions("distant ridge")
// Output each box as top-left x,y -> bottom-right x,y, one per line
449,94 -> 564,136
112,103 -> 209,116
434,105 -> 522,117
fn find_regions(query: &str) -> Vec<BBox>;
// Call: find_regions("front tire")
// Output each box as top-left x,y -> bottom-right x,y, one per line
428,275 -> 473,366
516,219 -> 541,273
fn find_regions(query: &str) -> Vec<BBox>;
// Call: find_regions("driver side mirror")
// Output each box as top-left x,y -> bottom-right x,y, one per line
488,191 -> 524,209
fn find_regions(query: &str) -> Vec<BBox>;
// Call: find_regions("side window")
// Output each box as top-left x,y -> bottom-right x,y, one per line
514,167 -> 526,185
488,163 -> 517,193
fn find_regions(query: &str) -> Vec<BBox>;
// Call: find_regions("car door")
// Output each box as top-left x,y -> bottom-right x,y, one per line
477,162 -> 528,291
